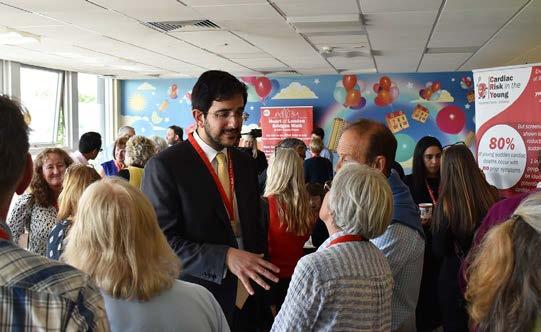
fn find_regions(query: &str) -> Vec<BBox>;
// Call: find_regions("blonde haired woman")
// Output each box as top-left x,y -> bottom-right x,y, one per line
118,135 -> 156,189
272,163 -> 394,331
466,192 -> 541,332
63,178 -> 229,332
47,164 -> 100,260
263,148 -> 313,312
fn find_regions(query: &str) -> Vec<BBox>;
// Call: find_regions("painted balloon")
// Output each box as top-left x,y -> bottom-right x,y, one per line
350,97 -> 366,110
247,85 -> 259,102
343,75 -> 357,91
241,76 -> 257,85
436,105 -> 466,134
255,77 -> 272,99
390,86 -> 400,100
333,86 -> 346,104
431,81 -> 441,92
395,133 -> 416,162
270,79 -> 280,97
345,89 -> 362,107
379,76 -> 392,90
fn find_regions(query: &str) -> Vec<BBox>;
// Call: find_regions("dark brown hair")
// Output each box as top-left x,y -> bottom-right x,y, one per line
31,148 -> 73,206
432,144 -> 499,236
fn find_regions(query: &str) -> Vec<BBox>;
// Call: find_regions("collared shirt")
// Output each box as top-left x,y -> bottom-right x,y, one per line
193,130 -> 243,249
70,150 -> 89,165
0,220 -> 110,331
272,230 -> 393,332
370,171 -> 424,331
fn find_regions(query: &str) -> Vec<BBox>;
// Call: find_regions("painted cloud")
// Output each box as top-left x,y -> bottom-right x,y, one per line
136,82 -> 156,91
272,82 -> 318,99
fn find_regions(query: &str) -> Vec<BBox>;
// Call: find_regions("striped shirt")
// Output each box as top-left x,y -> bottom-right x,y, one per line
0,221 -> 109,331
271,231 -> 393,332
372,223 -> 424,331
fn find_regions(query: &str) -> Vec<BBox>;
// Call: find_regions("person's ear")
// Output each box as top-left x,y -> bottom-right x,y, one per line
372,156 -> 386,173
16,153 -> 33,195
192,109 -> 205,128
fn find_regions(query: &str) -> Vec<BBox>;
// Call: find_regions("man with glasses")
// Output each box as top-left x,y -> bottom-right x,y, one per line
70,131 -> 102,165
142,70 -> 278,329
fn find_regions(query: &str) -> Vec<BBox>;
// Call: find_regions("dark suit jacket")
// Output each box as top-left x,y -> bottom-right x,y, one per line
142,140 -> 264,319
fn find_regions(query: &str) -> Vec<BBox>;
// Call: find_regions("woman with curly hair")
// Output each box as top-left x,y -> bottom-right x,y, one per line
432,143 -> 499,332
118,135 -> 156,189
466,192 -> 541,332
8,148 -> 73,255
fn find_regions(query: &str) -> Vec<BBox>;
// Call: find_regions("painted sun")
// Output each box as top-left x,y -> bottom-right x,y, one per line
128,94 -> 146,112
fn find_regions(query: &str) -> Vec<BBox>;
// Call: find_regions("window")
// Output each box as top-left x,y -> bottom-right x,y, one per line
20,66 -> 63,145
78,73 -> 105,135
78,73 -> 108,164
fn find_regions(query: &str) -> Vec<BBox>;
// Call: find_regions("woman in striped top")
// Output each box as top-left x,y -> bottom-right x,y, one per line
272,162 -> 394,332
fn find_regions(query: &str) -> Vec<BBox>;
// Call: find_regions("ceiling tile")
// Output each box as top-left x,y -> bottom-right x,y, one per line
418,53 -> 473,72
327,55 -> 374,70
364,11 -> 437,50
169,31 -> 262,54
274,0 -> 359,17
359,0 -> 442,14
429,9 -> 519,48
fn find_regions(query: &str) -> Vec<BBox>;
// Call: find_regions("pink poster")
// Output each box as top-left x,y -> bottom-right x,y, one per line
259,106 -> 313,157
474,64 -> 541,196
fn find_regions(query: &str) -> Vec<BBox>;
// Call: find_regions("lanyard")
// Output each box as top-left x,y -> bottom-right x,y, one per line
425,179 -> 437,205
325,234 -> 365,248
0,228 -> 8,241
188,133 -> 235,222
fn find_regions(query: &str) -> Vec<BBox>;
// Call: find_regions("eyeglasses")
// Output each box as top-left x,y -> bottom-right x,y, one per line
442,141 -> 466,150
210,110 -> 246,121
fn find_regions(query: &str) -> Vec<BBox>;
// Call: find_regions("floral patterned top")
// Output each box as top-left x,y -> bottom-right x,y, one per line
7,193 -> 58,256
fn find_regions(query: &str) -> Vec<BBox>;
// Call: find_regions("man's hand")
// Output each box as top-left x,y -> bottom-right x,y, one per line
226,248 -> 280,295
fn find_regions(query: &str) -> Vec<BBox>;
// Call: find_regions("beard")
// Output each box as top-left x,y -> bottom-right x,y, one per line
203,122 -> 240,150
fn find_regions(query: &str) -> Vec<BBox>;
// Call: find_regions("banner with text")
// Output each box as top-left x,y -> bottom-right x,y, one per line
474,63 -> 541,196
260,106 -> 313,157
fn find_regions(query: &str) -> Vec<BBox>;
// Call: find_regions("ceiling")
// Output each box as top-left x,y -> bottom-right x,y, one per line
0,0 -> 540,78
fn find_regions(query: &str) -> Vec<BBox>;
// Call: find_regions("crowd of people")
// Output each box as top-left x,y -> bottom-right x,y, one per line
0,69 -> 539,332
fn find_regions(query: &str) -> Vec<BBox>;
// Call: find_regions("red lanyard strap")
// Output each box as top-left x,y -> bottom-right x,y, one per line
326,234 -> 365,248
425,179 -> 437,205
188,133 -> 235,222
0,228 -> 9,241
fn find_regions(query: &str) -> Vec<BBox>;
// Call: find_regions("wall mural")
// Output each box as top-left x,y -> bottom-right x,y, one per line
121,71 -> 475,172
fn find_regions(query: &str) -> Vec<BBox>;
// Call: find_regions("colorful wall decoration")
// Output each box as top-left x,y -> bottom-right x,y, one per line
121,71 -> 475,172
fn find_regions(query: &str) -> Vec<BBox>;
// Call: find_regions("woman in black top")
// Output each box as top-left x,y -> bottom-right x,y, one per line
404,136 -> 442,332
432,144 -> 499,332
